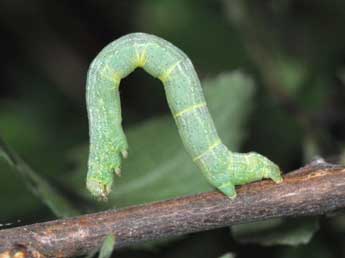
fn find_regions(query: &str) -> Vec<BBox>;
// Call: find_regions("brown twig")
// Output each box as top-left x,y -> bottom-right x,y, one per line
1,162 -> 345,258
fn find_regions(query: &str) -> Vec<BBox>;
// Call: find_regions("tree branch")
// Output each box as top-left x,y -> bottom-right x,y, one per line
1,162 -> 345,258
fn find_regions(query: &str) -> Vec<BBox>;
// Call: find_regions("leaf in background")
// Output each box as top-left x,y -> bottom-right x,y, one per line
339,68 -> 345,86
340,148 -> 345,165
0,137 -> 79,218
69,71 -> 255,208
302,135 -> 322,164
136,1 -> 246,73
98,235 -> 116,258
84,235 -> 116,258
0,103 -> 56,219
271,56 -> 308,96
232,218 -> 319,246
218,253 -> 235,258
280,238 -> 333,258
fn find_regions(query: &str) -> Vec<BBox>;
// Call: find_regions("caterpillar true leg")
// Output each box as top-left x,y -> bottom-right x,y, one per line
86,33 -> 283,200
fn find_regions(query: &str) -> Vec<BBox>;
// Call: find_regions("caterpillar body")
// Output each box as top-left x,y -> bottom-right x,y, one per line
86,32 -> 283,200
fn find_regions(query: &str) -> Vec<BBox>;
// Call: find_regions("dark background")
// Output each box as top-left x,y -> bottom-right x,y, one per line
1,0 -> 345,257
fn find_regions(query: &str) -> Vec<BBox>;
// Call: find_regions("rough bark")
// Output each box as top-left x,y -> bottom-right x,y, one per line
0,162 -> 344,258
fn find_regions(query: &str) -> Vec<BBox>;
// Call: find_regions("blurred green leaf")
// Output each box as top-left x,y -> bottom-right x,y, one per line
340,148 -> 345,165
271,56 -> 308,96
0,103 -> 54,218
280,238 -> 333,258
302,135 -> 321,163
0,137 -> 79,218
0,97 -> 80,219
218,253 -> 235,258
339,68 -> 345,85
85,235 -> 115,258
68,71 -> 255,208
136,0 -> 246,73
232,218 -> 319,246
98,235 -> 116,258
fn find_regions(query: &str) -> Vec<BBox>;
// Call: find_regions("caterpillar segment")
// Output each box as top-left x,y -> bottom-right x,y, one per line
86,32 -> 283,200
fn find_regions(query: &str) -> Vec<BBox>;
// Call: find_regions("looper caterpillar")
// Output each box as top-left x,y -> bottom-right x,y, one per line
86,32 -> 283,200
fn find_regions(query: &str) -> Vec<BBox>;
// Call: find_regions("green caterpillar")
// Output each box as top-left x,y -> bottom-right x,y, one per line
86,32 -> 283,200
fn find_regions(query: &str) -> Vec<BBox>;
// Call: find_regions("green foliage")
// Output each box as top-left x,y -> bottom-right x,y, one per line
0,137 -> 79,218
85,235 -> 116,258
98,235 -> 116,258
232,218 -> 319,246
136,0 -> 247,73
218,253 -> 235,258
279,238 -> 333,258
0,103 -> 54,218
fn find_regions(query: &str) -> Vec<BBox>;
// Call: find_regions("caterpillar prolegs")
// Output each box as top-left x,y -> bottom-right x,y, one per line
86,32 -> 283,200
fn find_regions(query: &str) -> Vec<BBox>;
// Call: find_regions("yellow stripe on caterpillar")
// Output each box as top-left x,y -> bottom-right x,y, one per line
227,155 -> 233,170
99,64 -> 122,85
198,158 -> 213,179
134,44 -> 148,67
158,59 -> 183,83
193,139 -> 221,161
219,181 -> 233,189
174,102 -> 207,118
